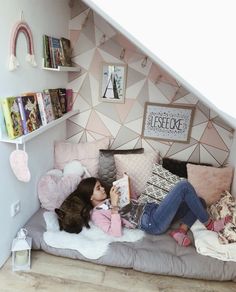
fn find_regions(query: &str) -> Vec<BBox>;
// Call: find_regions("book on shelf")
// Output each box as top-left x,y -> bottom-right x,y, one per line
1,97 -> 23,139
57,88 -> 67,114
49,36 -> 63,68
66,89 -> 73,112
36,92 -> 55,126
19,94 -> 42,134
0,101 -> 7,139
42,35 -> 52,68
112,173 -> 131,208
43,89 -> 63,119
60,37 -> 72,67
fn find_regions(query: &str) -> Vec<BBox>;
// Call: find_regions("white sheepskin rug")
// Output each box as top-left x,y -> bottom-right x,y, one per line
43,211 -> 144,259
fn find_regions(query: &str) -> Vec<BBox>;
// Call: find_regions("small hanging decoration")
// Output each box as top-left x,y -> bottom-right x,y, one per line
9,12 -> 37,71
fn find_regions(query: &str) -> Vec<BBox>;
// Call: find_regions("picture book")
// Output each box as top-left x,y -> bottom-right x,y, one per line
112,173 -> 130,208
17,96 -> 28,135
57,88 -> 67,114
36,92 -> 55,125
49,36 -> 63,68
60,37 -> 72,67
20,94 -> 42,133
1,97 -> 23,139
66,89 -> 73,112
44,89 -> 63,119
0,102 -> 7,139
43,35 -> 52,68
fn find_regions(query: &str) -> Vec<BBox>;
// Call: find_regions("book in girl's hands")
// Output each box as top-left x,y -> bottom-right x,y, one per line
112,173 -> 130,208
1,97 -> 23,139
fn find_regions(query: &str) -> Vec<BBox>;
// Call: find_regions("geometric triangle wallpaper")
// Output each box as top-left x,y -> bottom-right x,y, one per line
67,3 -> 234,167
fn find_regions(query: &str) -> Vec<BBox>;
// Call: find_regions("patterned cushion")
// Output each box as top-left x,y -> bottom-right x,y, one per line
139,164 -> 184,204
114,152 -> 159,199
208,191 -> 236,244
98,148 -> 144,190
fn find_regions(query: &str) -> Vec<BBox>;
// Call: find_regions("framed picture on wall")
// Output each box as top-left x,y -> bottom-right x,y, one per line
100,63 -> 127,103
142,102 -> 195,143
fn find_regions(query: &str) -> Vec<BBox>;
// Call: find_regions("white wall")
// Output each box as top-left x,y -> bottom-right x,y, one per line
0,0 -> 70,267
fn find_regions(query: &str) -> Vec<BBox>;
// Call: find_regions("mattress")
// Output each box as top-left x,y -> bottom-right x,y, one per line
24,208 -> 236,282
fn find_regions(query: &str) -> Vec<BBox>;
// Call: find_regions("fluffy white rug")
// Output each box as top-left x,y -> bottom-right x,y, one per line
43,211 -> 145,259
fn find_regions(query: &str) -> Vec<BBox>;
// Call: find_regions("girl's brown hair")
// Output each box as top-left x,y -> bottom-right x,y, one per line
76,177 -> 97,228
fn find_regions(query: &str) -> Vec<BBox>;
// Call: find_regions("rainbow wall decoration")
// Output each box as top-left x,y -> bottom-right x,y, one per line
9,20 -> 37,71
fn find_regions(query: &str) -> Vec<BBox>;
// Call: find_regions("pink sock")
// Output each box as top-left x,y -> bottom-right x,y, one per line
206,215 -> 232,232
169,229 -> 191,247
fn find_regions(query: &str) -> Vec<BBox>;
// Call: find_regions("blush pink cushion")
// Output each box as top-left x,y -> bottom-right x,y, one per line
114,152 -> 159,199
54,137 -> 110,176
187,164 -> 234,205
38,174 -> 82,211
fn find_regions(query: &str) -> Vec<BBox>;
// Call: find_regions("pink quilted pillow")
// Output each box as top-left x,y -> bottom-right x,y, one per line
38,174 -> 82,211
114,152 -> 159,199
187,164 -> 234,205
54,137 -> 110,176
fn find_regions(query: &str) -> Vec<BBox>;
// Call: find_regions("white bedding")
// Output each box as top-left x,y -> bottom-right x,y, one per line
191,220 -> 236,262
43,211 -> 145,259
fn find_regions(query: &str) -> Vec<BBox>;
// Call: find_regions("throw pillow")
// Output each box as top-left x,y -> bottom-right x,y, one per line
114,151 -> 159,199
139,164 -> 185,204
54,137 -> 110,176
208,191 -> 236,244
38,173 -> 82,211
187,164 -> 234,206
98,148 -> 144,189
162,157 -> 212,178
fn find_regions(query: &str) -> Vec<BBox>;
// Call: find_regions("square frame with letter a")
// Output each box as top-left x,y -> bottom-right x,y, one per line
142,102 -> 195,143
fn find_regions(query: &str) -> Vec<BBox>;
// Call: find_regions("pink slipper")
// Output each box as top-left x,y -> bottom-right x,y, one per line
9,150 -> 31,182
169,229 -> 191,247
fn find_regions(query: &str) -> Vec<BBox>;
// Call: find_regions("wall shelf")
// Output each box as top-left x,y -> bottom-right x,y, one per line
0,110 -> 79,145
42,66 -> 81,72
42,59 -> 81,72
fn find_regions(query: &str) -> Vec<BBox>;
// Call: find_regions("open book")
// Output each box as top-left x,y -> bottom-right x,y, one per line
112,173 -> 130,208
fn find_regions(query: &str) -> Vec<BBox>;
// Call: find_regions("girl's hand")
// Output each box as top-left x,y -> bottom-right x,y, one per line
110,185 -> 120,207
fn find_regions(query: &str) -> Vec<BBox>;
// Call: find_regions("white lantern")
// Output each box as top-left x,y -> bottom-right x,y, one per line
11,228 -> 32,271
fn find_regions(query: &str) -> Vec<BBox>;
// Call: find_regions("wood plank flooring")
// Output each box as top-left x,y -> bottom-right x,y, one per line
0,251 -> 235,291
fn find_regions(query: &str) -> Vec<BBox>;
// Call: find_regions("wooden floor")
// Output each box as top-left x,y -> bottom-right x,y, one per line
0,251 -> 235,292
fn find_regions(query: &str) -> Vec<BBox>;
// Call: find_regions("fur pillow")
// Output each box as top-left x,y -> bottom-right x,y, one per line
208,191 -> 236,244
38,174 -> 82,211
114,152 -> 159,199
54,137 -> 110,176
139,164 -> 184,204
98,148 -> 144,190
187,164 -> 234,205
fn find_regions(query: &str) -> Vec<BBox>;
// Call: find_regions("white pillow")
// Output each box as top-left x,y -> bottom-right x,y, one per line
114,151 -> 159,199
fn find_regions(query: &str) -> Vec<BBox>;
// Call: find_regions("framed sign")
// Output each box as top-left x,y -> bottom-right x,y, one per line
142,102 -> 195,143
100,63 -> 127,103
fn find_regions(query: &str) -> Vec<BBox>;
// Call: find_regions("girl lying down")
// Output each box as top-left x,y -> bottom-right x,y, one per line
56,178 -> 231,247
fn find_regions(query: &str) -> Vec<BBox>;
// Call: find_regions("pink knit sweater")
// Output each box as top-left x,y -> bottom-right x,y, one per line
91,207 -> 135,237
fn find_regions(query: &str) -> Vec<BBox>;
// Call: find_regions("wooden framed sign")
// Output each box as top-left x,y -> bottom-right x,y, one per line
142,102 -> 195,143
100,63 -> 127,103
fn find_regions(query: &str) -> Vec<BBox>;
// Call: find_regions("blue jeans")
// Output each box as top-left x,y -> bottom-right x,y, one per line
139,180 -> 209,235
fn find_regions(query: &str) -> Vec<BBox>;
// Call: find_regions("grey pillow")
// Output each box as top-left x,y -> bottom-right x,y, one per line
98,148 -> 144,190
